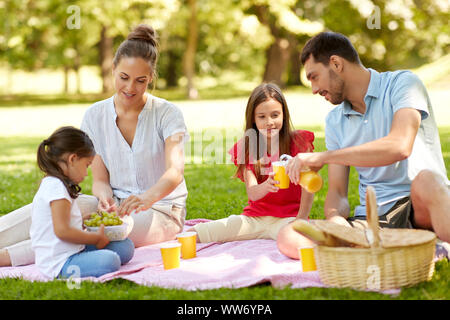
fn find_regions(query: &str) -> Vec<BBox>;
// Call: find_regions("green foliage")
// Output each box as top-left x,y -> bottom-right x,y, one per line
1,0 -> 448,93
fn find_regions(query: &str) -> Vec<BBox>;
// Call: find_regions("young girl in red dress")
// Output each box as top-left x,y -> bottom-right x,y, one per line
191,83 -> 317,244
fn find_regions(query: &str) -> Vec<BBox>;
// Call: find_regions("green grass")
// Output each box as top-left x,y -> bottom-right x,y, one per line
0,128 -> 449,300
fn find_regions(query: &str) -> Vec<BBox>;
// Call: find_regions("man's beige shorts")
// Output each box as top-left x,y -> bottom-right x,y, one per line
193,215 -> 296,243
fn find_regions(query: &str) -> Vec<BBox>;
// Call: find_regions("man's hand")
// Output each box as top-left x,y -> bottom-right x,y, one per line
286,152 -> 325,184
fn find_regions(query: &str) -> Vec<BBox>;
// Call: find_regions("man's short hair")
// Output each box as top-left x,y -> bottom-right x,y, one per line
301,31 -> 361,66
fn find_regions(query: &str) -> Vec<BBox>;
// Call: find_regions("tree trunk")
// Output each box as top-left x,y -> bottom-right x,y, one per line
166,48 -> 179,88
253,5 -> 292,87
63,65 -> 69,94
262,37 -> 292,87
100,25 -> 114,94
287,37 -> 303,86
74,50 -> 81,94
183,0 -> 198,99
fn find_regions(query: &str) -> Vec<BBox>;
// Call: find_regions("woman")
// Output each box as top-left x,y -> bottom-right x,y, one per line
0,24 -> 189,266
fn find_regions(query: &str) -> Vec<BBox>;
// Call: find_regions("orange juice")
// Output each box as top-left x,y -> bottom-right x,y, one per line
300,171 -> 323,193
272,162 -> 290,189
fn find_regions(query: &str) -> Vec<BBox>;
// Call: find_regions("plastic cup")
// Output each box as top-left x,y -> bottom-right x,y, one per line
176,231 -> 197,259
299,247 -> 317,272
160,242 -> 181,270
272,161 -> 290,189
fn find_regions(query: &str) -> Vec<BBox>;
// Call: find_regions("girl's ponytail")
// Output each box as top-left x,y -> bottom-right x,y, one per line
37,127 -> 95,199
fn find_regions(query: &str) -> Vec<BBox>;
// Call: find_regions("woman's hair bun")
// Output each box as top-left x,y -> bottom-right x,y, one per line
127,24 -> 158,48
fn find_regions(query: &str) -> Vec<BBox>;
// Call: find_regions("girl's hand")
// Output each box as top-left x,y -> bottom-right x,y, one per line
262,173 -> 280,193
98,197 -> 117,213
118,194 -> 151,217
95,225 -> 110,249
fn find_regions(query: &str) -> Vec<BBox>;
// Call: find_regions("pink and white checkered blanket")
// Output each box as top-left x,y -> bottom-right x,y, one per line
0,219 -> 326,291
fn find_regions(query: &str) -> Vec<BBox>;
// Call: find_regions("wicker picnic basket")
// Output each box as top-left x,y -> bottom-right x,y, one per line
314,187 -> 436,291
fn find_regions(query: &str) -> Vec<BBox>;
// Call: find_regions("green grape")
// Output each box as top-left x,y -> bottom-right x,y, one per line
85,211 -> 124,227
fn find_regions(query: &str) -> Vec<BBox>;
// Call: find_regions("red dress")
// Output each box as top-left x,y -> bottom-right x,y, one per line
229,130 -> 315,218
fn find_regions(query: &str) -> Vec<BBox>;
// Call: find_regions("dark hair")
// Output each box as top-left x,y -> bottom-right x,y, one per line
113,24 -> 159,82
301,31 -> 360,66
37,126 -> 95,199
236,83 -> 306,181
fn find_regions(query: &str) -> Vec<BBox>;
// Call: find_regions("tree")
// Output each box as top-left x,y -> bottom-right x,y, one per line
183,0 -> 199,99
243,0 -> 323,87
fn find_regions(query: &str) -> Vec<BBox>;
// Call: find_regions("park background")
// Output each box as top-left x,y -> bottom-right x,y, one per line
0,0 -> 449,299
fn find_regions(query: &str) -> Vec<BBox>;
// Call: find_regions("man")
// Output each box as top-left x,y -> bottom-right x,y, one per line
277,31 -> 450,259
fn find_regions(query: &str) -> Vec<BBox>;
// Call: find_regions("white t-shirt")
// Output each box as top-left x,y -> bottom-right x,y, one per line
81,93 -> 189,207
30,176 -> 85,278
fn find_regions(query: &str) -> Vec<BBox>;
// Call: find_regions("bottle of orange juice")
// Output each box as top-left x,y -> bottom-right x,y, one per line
299,170 -> 323,193
279,154 -> 323,193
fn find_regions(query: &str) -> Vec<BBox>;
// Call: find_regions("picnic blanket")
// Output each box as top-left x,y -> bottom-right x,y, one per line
2,218 -> 445,293
0,219 -> 325,290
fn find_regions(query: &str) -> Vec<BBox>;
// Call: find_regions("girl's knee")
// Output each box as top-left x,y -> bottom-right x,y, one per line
101,251 -> 121,271
114,238 -> 135,265
83,250 -> 121,276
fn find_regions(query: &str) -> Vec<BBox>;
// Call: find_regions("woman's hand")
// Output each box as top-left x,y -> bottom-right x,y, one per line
97,197 -> 117,213
118,194 -> 152,217
95,225 -> 110,249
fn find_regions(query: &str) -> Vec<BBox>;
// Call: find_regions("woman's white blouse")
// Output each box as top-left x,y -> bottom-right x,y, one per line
81,93 -> 189,207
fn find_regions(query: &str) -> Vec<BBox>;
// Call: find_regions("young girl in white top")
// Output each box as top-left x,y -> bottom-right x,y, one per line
30,126 -> 134,279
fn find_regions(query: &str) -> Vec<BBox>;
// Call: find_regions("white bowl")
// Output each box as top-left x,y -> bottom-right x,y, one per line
85,222 -> 130,241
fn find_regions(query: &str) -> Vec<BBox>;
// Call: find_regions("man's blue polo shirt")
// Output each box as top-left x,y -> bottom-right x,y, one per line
325,68 -> 448,217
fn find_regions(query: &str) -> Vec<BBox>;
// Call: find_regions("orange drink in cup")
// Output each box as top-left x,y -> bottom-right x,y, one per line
272,161 -> 290,189
299,247 -> 317,272
176,231 -> 197,259
299,171 -> 323,193
160,242 -> 181,270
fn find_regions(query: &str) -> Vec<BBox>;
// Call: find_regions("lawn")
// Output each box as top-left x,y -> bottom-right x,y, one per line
0,126 -> 449,300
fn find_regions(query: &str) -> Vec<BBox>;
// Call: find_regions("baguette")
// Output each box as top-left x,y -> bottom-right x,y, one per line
292,219 -> 340,246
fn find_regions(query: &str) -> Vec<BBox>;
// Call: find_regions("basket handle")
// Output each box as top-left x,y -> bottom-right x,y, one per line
366,186 -> 380,248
